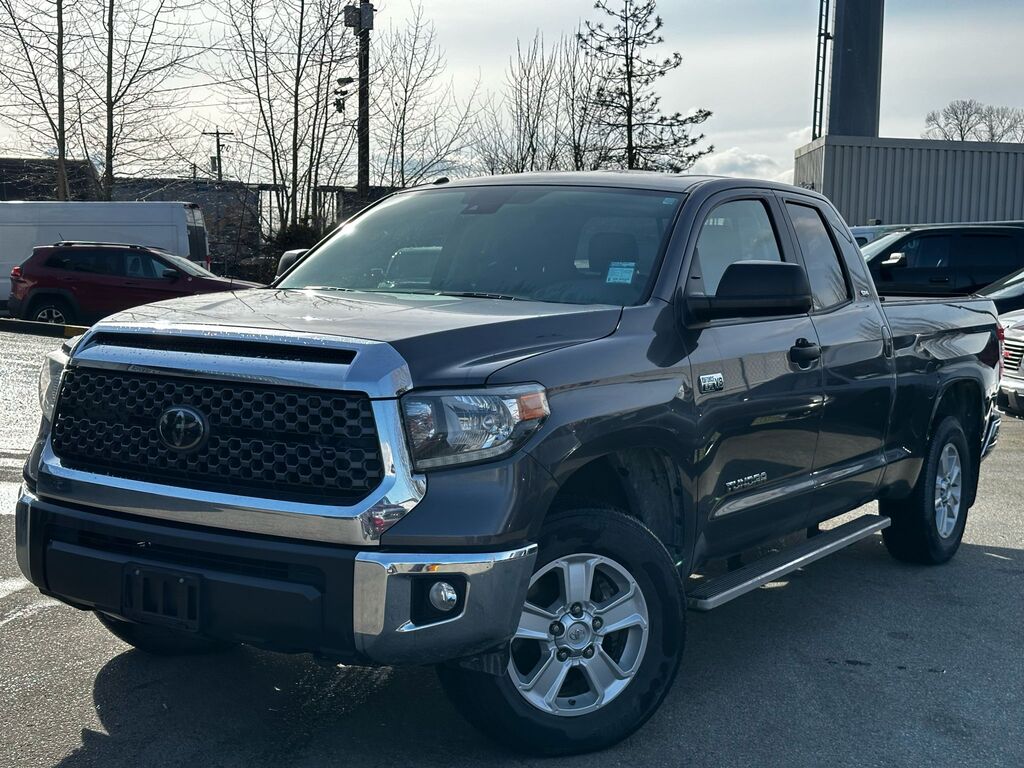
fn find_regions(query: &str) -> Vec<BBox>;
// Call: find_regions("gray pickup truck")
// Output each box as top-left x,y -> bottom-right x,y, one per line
16,173 -> 1002,755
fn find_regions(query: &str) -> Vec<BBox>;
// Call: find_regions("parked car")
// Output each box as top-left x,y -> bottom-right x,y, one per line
850,223 -> 909,246
863,224 -> 1024,296
0,201 -> 209,308
8,241 -> 261,325
16,174 -> 1002,755
998,309 -> 1024,415
979,266 -> 1024,315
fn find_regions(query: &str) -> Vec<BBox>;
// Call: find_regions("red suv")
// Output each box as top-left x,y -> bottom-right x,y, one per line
8,242 -> 262,325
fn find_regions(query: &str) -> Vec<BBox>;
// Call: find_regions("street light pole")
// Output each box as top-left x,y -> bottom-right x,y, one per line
345,1 -> 374,202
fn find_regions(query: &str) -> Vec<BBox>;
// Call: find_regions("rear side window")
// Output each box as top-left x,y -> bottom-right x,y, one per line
689,199 -> 782,295
786,203 -> 850,310
956,233 -> 1021,269
45,249 -> 123,276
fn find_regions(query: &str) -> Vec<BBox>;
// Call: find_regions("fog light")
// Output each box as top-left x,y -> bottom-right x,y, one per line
428,581 -> 458,612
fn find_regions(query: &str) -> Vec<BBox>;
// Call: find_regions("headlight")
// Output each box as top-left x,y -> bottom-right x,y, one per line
400,384 -> 549,470
38,337 -> 79,420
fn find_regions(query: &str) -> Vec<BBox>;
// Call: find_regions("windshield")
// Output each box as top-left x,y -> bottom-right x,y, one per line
161,251 -> 217,278
278,185 -> 684,306
860,231 -> 907,261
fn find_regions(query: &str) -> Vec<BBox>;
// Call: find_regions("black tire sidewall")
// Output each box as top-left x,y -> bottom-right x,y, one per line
30,297 -> 74,325
918,417 -> 971,560
438,508 -> 685,755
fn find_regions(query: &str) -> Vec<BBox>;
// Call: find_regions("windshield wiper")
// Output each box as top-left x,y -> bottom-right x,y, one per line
433,291 -> 519,301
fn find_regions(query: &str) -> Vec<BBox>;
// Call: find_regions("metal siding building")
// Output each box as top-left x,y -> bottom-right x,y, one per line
794,136 -> 1024,226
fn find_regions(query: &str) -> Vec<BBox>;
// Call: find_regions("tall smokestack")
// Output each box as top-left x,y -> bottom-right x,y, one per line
827,0 -> 885,137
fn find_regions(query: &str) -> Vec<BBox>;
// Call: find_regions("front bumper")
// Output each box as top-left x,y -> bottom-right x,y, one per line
15,488 -> 536,665
998,375 -> 1024,415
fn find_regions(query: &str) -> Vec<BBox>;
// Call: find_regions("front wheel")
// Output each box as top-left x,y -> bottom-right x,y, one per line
437,508 -> 686,756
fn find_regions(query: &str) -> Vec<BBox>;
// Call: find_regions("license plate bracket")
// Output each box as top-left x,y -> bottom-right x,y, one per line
123,564 -> 201,632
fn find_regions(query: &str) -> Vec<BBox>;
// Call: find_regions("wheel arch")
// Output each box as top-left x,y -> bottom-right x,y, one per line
24,288 -> 81,321
542,435 -> 696,573
928,377 -> 985,507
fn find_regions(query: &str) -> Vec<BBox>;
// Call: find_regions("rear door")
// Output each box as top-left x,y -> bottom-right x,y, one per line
779,195 -> 896,521
46,248 -> 126,321
684,191 -> 824,556
954,229 -> 1024,292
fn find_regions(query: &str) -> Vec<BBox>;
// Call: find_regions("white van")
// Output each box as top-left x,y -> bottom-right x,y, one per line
0,201 -> 209,307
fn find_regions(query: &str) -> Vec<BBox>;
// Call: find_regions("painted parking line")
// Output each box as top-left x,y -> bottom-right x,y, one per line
0,576 -> 30,600
0,598 -> 59,629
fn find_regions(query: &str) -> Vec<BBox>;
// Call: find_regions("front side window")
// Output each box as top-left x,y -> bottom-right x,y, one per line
899,234 -> 952,269
124,251 -> 167,279
278,186 -> 684,306
786,203 -> 850,310
688,199 -> 782,295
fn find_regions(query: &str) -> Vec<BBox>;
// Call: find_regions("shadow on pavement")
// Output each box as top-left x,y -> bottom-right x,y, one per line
54,534 -> 1024,768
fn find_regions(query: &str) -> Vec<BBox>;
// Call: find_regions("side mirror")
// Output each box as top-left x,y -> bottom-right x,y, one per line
685,260 -> 813,323
881,251 -> 906,268
162,268 -> 179,280
276,249 -> 307,277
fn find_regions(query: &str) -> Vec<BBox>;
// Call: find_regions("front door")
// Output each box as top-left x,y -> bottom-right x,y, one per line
683,193 -> 824,557
868,230 -> 966,295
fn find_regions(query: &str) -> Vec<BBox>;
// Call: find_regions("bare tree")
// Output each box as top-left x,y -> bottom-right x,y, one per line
83,0 -> 204,198
923,98 -> 986,141
579,0 -> 712,171
371,3 -> 478,188
219,0 -> 356,236
924,99 -> 1024,143
0,0 -> 81,198
556,31 -> 613,171
977,105 -> 1024,143
474,33 -> 561,175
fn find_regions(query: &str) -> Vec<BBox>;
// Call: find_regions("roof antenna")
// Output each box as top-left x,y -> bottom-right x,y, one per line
432,177 -> 450,185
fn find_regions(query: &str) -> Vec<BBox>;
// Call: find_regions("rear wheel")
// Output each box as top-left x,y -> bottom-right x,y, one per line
28,297 -> 75,325
437,508 -> 685,756
881,416 -> 971,564
94,611 -> 236,656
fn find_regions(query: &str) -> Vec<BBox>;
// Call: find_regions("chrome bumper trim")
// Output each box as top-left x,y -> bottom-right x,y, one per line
36,400 -> 425,547
353,544 -> 537,664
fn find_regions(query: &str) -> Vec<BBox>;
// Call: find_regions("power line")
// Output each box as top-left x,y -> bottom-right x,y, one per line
59,30 -> 356,62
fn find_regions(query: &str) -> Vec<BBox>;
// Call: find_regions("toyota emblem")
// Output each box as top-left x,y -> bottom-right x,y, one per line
157,406 -> 207,452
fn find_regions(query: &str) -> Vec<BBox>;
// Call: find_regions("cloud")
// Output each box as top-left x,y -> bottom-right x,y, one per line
690,147 -> 794,183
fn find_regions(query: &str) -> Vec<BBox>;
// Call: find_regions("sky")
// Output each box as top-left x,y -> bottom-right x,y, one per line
376,0 -> 1024,182
2,0 -> 1022,181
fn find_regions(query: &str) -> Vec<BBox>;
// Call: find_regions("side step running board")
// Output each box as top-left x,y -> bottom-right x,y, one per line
687,514 -> 890,611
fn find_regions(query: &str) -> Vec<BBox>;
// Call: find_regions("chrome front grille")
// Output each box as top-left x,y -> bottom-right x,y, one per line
1004,338 -> 1024,374
51,368 -> 384,504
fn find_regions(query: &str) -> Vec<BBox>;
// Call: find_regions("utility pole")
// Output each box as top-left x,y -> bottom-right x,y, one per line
344,0 -> 374,201
202,128 -> 234,182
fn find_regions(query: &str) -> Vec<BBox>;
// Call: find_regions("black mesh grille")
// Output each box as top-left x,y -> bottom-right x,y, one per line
51,368 -> 383,504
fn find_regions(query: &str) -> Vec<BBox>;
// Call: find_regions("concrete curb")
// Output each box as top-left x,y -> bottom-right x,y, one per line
0,318 -> 89,338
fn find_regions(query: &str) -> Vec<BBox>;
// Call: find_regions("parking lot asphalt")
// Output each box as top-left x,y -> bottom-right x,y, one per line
1,328 -> 1022,767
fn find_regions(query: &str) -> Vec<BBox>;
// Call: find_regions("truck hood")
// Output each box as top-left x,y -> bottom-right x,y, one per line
100,288 -> 622,387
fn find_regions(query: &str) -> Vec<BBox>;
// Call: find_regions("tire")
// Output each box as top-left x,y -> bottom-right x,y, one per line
437,508 -> 686,756
880,416 -> 971,564
28,297 -> 75,325
94,611 -> 236,656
